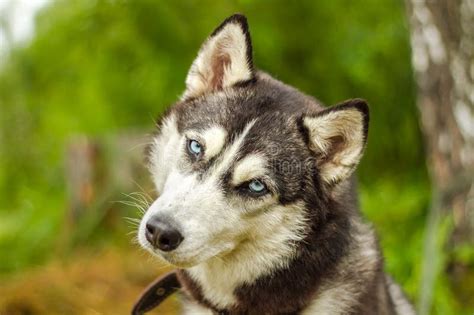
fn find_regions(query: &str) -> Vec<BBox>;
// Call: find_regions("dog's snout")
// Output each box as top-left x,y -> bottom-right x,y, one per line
145,216 -> 183,252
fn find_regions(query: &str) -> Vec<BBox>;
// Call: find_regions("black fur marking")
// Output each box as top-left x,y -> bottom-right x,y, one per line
296,114 -> 312,148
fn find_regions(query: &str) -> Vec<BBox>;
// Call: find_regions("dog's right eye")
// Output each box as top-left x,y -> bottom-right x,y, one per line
248,179 -> 266,193
187,139 -> 203,156
237,179 -> 269,197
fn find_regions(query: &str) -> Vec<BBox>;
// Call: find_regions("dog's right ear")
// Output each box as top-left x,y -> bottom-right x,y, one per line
302,99 -> 369,186
182,14 -> 255,100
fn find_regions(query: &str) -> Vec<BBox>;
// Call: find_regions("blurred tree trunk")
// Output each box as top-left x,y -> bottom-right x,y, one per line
406,0 -> 474,313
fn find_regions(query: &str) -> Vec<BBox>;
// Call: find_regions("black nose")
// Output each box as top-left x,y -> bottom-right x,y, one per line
145,216 -> 183,252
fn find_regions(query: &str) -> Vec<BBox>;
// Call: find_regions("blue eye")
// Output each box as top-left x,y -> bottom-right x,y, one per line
188,139 -> 202,155
248,179 -> 266,194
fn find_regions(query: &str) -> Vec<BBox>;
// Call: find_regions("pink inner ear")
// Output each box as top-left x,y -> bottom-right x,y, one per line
210,52 -> 231,90
316,135 -> 346,166
327,135 -> 346,156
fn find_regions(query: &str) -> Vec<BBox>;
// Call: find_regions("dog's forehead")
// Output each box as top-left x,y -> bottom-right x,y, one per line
167,88 -> 314,178
171,71 -> 323,136
174,91 -> 294,139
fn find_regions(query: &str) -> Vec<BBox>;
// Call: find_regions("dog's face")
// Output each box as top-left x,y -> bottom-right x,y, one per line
138,15 -> 369,268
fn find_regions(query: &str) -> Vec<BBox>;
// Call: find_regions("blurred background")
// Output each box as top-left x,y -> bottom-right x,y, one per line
0,0 -> 472,314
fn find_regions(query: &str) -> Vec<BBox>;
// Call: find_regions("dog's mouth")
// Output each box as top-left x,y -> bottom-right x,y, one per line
140,231 -> 237,268
155,246 -> 208,268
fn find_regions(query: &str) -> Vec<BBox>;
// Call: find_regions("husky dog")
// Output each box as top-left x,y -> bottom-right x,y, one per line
138,14 -> 415,315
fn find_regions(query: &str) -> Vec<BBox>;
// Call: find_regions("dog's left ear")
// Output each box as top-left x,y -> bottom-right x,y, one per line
303,99 -> 369,186
182,14 -> 255,99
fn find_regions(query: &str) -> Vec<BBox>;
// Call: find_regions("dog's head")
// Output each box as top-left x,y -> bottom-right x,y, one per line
138,14 -> 369,268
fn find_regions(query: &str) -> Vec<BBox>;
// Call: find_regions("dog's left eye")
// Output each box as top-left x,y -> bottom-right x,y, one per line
248,179 -> 267,194
188,139 -> 203,156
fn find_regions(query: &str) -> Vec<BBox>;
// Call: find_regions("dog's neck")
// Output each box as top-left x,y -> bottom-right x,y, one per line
181,238 -> 298,310
177,200 -> 355,314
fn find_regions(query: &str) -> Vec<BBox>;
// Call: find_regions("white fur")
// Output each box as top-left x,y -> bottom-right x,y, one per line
303,108 -> 365,184
201,126 -> 227,160
182,300 -> 213,315
231,154 -> 267,185
149,115 -> 181,194
183,21 -> 252,99
387,276 -> 416,315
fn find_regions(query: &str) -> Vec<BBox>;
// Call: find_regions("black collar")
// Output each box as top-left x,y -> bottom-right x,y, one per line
132,271 -> 180,315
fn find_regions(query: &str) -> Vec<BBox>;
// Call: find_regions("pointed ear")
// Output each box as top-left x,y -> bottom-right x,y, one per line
182,14 -> 255,99
303,99 -> 369,186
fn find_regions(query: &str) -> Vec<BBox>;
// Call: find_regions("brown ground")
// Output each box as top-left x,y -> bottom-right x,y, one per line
0,247 -> 179,315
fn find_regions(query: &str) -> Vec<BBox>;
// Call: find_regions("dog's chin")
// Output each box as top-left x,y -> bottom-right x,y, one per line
136,242 -> 202,266
160,251 -> 204,268
140,247 -> 195,267
144,243 -> 236,268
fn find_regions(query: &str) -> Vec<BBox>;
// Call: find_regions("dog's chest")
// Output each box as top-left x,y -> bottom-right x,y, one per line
186,265 -> 239,309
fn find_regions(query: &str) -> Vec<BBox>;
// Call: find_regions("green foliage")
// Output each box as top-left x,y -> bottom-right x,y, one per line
0,0 -> 459,313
